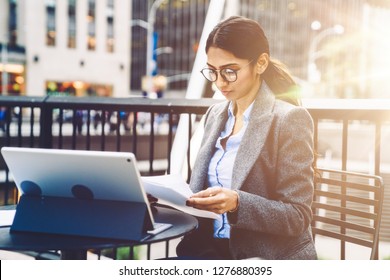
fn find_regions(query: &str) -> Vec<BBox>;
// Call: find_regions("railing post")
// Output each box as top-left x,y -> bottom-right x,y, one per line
374,121 -> 381,176
39,97 -> 53,148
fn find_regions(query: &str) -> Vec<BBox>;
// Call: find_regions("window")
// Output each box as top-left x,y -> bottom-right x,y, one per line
46,0 -> 56,46
9,0 -> 18,46
106,0 -> 114,52
68,0 -> 76,48
87,0 -> 96,50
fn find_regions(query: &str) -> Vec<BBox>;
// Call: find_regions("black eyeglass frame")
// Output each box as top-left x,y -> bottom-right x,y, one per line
200,59 -> 255,83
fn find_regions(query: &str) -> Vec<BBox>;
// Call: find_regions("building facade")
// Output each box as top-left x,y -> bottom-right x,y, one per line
131,0 -> 390,98
130,0 -> 209,91
0,0 -> 130,97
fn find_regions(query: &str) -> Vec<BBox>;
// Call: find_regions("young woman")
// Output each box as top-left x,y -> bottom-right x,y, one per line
177,16 -> 317,260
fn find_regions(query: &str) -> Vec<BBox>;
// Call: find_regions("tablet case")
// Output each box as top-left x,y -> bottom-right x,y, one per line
1,147 -> 155,241
11,194 -> 153,241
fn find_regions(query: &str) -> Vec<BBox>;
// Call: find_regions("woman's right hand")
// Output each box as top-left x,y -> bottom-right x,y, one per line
186,187 -> 239,214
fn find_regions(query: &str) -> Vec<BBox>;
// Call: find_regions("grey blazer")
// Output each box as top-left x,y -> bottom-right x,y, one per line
189,83 -> 317,260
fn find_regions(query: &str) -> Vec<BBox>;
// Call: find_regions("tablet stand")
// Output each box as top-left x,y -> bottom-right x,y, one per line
11,195 -> 153,241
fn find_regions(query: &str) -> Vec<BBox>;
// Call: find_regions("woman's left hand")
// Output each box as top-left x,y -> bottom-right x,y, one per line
186,187 -> 239,214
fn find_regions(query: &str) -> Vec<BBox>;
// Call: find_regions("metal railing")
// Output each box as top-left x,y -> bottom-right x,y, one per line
1,95 -> 390,258
304,98 -> 390,175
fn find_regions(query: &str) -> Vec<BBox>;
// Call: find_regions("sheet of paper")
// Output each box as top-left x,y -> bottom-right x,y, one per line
141,173 -> 192,205
157,199 -> 220,220
141,174 -> 220,220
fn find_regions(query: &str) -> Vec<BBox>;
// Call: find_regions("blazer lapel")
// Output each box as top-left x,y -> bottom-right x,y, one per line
190,102 -> 229,192
232,83 -> 276,190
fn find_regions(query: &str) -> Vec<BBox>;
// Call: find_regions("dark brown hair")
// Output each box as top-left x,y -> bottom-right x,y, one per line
205,16 -> 299,105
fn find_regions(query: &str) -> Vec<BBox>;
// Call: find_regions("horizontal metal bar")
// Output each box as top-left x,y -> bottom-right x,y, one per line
312,228 -> 373,248
313,215 -> 375,234
314,189 -> 379,207
318,177 -> 382,194
312,202 -> 377,220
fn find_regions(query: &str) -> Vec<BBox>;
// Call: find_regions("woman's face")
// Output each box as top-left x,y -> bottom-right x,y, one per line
206,47 -> 261,103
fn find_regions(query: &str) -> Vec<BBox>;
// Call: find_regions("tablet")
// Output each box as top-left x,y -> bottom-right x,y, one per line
1,147 -> 171,235
1,147 -> 147,201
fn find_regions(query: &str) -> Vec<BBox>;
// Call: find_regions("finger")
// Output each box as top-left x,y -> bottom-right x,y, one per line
190,190 -> 210,198
187,196 -> 225,209
147,193 -> 158,203
189,202 -> 225,214
191,187 -> 221,198
187,197 -> 214,206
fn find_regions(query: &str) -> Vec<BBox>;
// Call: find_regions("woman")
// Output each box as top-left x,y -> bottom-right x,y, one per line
177,16 -> 317,260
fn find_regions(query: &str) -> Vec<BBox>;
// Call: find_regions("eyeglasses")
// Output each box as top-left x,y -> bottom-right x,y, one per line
200,60 -> 254,83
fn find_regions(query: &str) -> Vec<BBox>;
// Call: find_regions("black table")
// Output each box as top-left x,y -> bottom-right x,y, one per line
0,206 -> 198,259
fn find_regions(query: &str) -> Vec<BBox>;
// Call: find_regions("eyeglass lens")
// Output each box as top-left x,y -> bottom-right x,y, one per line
201,68 -> 237,82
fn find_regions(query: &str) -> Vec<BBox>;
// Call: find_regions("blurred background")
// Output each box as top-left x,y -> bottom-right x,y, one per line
1,0 -> 390,99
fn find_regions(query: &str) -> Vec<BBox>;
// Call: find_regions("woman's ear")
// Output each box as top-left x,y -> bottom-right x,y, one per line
256,53 -> 269,75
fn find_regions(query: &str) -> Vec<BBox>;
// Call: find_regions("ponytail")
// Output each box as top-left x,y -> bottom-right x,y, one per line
262,59 -> 300,106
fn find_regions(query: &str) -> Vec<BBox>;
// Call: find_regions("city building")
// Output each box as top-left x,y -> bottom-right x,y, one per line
131,0 -> 390,98
130,0 -> 209,91
0,0 -> 130,97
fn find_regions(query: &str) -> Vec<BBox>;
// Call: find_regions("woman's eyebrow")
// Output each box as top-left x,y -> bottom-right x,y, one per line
206,62 -> 239,69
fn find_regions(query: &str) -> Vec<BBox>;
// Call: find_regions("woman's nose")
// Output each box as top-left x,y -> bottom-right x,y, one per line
215,74 -> 229,87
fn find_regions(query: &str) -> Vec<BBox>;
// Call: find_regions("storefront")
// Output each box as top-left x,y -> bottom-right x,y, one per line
45,81 -> 113,97
0,63 -> 25,96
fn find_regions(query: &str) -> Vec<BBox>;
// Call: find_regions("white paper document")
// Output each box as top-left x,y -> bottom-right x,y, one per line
141,174 -> 220,220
